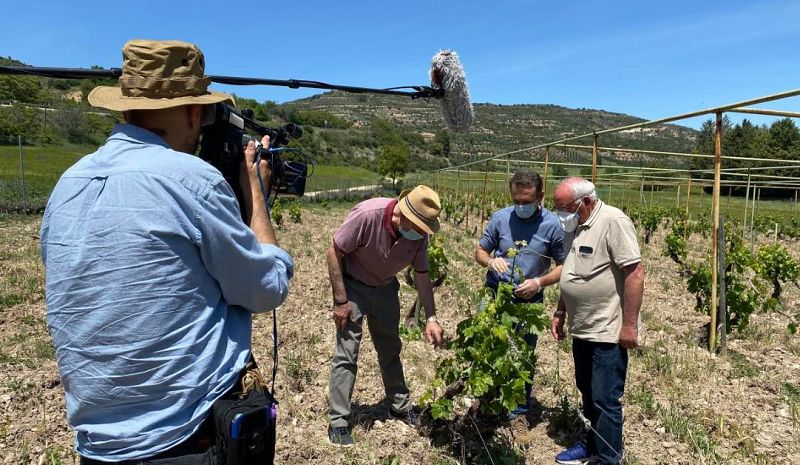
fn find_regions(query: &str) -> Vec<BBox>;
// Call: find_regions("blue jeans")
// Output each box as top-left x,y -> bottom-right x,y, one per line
572,338 -> 628,465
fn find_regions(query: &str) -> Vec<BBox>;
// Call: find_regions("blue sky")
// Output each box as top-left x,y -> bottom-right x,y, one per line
2,0 -> 798,129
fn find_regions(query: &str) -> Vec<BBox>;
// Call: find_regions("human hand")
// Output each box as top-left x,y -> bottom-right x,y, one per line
239,135 -> 271,195
488,257 -> 509,274
551,312 -> 565,341
514,278 -> 541,299
424,320 -> 444,348
618,324 -> 639,349
331,301 -> 352,332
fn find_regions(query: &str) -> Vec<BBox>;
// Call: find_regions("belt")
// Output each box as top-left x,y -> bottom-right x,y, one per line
343,273 -> 379,288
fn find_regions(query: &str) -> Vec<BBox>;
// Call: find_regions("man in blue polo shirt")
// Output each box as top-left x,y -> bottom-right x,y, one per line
475,169 -> 565,419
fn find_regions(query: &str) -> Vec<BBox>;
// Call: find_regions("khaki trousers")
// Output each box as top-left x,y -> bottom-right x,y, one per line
329,276 -> 410,428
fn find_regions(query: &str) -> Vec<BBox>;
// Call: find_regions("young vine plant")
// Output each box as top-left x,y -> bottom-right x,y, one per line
420,242 -> 549,420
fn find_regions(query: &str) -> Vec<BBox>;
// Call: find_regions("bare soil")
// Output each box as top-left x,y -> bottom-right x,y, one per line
0,206 -> 798,464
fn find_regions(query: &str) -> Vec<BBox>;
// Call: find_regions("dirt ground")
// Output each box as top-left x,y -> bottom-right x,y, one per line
0,204 -> 798,464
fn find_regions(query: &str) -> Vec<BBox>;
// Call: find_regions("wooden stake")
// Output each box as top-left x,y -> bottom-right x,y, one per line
480,160 -> 490,232
592,133 -> 598,184
684,178 -> 692,244
718,216 -> 727,353
466,168 -> 472,231
709,111 -> 723,353
543,146 -> 550,198
743,171 -> 751,234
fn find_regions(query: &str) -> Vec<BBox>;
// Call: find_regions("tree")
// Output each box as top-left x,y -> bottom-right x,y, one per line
552,164 -> 568,178
0,75 -> 42,103
431,129 -> 451,158
378,143 -> 409,191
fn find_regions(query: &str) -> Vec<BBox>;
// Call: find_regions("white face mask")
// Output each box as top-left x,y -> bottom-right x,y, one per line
557,210 -> 579,232
557,198 -> 582,232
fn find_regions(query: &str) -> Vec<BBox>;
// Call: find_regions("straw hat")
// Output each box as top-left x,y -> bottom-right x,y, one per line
398,185 -> 441,234
88,39 -> 234,112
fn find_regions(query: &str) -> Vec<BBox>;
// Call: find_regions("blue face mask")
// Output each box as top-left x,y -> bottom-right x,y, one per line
514,203 -> 537,219
399,227 -> 424,241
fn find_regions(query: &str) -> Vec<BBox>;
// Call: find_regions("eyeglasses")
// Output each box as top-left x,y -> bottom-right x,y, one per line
556,198 -> 582,214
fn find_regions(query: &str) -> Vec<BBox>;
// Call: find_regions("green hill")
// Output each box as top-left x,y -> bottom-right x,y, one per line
1,56 -> 698,171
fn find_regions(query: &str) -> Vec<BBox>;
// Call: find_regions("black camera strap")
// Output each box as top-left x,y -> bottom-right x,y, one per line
254,151 -> 279,394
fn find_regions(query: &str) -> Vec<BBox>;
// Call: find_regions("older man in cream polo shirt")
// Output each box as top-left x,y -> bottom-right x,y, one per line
550,177 -> 644,465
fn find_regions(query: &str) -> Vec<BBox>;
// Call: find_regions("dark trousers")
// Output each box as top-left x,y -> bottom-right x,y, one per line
329,277 -> 409,428
572,337 -> 628,465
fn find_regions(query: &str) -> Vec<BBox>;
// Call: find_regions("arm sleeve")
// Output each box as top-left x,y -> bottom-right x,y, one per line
412,237 -> 430,273
332,209 -> 367,254
607,216 -> 642,268
196,181 -> 294,314
550,223 -> 567,264
478,214 -> 499,253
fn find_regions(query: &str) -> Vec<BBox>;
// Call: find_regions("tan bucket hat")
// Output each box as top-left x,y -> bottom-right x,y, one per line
88,39 -> 234,112
398,185 -> 441,234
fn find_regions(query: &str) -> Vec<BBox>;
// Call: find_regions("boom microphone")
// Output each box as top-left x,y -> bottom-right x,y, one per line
0,49 -> 475,132
430,50 -> 474,133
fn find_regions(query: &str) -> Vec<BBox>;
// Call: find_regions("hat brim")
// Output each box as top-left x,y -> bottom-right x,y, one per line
398,190 -> 440,235
88,86 -> 235,111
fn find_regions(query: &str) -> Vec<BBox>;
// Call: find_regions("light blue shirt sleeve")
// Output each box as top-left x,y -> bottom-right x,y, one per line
196,180 -> 294,313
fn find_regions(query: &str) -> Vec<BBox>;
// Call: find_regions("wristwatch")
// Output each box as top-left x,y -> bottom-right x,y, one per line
426,315 -> 438,324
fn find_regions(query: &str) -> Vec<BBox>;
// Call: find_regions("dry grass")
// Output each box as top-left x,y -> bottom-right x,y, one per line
0,206 -> 799,464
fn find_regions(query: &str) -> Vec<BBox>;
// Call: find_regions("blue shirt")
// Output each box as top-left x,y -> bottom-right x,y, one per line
40,124 -> 294,461
479,206 -> 565,301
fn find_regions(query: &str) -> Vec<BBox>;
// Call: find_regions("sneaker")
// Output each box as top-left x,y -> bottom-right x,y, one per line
555,441 -> 598,464
506,403 -> 529,421
327,426 -> 354,447
388,406 -> 421,427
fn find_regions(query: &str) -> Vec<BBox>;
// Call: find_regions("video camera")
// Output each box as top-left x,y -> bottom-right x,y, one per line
198,103 -> 311,214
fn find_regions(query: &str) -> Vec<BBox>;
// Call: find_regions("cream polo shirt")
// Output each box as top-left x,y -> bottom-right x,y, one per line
559,201 -> 641,343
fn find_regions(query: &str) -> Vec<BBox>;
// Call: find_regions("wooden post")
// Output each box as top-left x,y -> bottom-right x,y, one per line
480,160 -> 490,232
506,155 -> 512,204
639,169 -> 645,206
456,170 -> 462,207
676,182 -> 681,208
755,187 -> 761,218
543,146 -> 550,198
718,216 -> 727,353
750,184 -> 757,250
684,178 -> 692,244
608,177 -> 613,204
592,133 -> 598,184
466,167 -> 472,231
709,111 -> 724,353
743,171 -> 751,235
18,135 -> 28,213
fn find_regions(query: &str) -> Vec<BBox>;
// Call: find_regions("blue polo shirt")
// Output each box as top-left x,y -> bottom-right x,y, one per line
479,206 -> 565,302
41,124 -> 294,461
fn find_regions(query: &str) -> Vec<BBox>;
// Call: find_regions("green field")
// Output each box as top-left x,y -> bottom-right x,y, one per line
304,164 -> 381,192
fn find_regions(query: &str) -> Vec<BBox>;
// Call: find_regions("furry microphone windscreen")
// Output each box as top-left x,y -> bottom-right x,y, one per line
430,50 -> 474,133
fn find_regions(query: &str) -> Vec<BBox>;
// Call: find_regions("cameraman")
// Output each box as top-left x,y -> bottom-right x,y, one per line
40,40 -> 294,463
